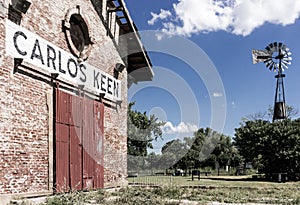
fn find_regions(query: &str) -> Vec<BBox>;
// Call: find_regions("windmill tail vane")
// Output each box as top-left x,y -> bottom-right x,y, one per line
252,49 -> 271,64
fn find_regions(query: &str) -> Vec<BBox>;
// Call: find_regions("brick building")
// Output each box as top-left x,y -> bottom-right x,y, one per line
0,0 -> 152,203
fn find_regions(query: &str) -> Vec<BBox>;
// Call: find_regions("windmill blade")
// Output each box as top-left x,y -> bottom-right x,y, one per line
271,46 -> 276,53
282,60 -> 292,65
282,44 -> 287,50
282,52 -> 292,69
283,56 -> 292,61
282,57 -> 292,62
268,65 -> 272,71
269,43 -> 274,49
280,64 -> 285,71
278,42 -> 283,49
252,49 -> 271,64
266,61 -> 274,70
265,46 -> 270,52
281,62 -> 289,69
269,63 -> 275,71
282,59 -> 291,64
264,58 -> 272,63
264,60 -> 273,69
285,47 -> 290,52
265,58 -> 273,67
265,60 -> 272,67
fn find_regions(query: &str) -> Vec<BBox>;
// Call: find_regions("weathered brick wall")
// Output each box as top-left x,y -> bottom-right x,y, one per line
0,0 -> 128,197
0,4 -> 51,194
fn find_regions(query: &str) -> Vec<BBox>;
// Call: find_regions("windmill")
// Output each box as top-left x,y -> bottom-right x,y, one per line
252,42 -> 292,122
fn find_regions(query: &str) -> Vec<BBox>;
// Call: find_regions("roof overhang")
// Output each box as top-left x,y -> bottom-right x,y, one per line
107,0 -> 154,85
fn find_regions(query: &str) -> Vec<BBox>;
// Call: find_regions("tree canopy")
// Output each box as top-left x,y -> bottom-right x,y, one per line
234,118 -> 300,180
127,102 -> 165,171
127,102 -> 165,157
161,128 -> 239,172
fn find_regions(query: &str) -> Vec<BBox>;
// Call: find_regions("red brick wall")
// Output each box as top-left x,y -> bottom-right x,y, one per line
0,55 -> 50,194
0,0 -> 128,196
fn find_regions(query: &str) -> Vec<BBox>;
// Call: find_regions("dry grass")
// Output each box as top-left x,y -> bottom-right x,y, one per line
44,176 -> 300,205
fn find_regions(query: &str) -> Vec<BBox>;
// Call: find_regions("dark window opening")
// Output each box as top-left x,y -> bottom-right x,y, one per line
69,14 -> 90,53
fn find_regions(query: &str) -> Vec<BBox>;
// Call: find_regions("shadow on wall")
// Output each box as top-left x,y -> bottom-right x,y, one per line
90,0 -> 103,23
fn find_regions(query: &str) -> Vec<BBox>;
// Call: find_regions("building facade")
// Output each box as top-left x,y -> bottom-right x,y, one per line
0,0 -> 152,203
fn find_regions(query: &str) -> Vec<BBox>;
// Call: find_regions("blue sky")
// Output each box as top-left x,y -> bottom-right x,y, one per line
124,0 -> 300,152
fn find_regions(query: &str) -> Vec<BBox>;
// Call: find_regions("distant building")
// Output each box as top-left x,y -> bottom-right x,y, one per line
0,0 -> 152,203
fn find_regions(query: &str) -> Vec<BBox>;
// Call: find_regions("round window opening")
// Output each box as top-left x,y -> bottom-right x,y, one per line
68,14 -> 90,54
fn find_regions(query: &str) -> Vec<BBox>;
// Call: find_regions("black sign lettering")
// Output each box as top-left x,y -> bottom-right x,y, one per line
101,74 -> 106,92
13,31 -> 27,56
30,39 -> 44,65
47,45 -> 56,70
58,50 -> 66,74
67,58 -> 78,78
79,64 -> 87,83
107,77 -> 113,95
114,81 -> 119,98
94,70 -> 100,89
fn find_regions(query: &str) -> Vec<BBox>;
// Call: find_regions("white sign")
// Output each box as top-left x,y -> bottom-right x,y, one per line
5,19 -> 121,101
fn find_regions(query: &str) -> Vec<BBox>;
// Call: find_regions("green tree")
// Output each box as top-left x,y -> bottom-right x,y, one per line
127,102 -> 165,157
160,139 -> 187,170
211,135 -> 237,168
200,132 -> 241,173
234,120 -> 270,164
234,118 -> 300,180
161,128 -> 241,172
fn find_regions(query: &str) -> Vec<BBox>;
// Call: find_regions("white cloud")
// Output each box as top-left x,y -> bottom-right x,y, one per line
213,92 -> 223,97
148,0 -> 300,36
163,121 -> 198,134
148,9 -> 172,25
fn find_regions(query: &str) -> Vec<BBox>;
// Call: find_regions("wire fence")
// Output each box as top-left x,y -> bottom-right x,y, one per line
128,175 -> 174,187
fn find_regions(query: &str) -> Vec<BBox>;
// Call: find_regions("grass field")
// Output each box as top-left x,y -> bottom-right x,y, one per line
126,175 -> 300,204
44,175 -> 300,205
128,175 -> 294,188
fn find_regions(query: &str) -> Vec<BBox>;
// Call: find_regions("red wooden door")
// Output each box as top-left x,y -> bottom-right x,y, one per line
55,89 -> 104,192
83,97 -> 95,190
94,101 -> 104,189
70,125 -> 82,190
69,94 -> 83,190
55,123 -> 70,192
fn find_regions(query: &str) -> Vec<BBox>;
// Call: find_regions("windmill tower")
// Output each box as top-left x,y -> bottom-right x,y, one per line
252,42 -> 292,122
